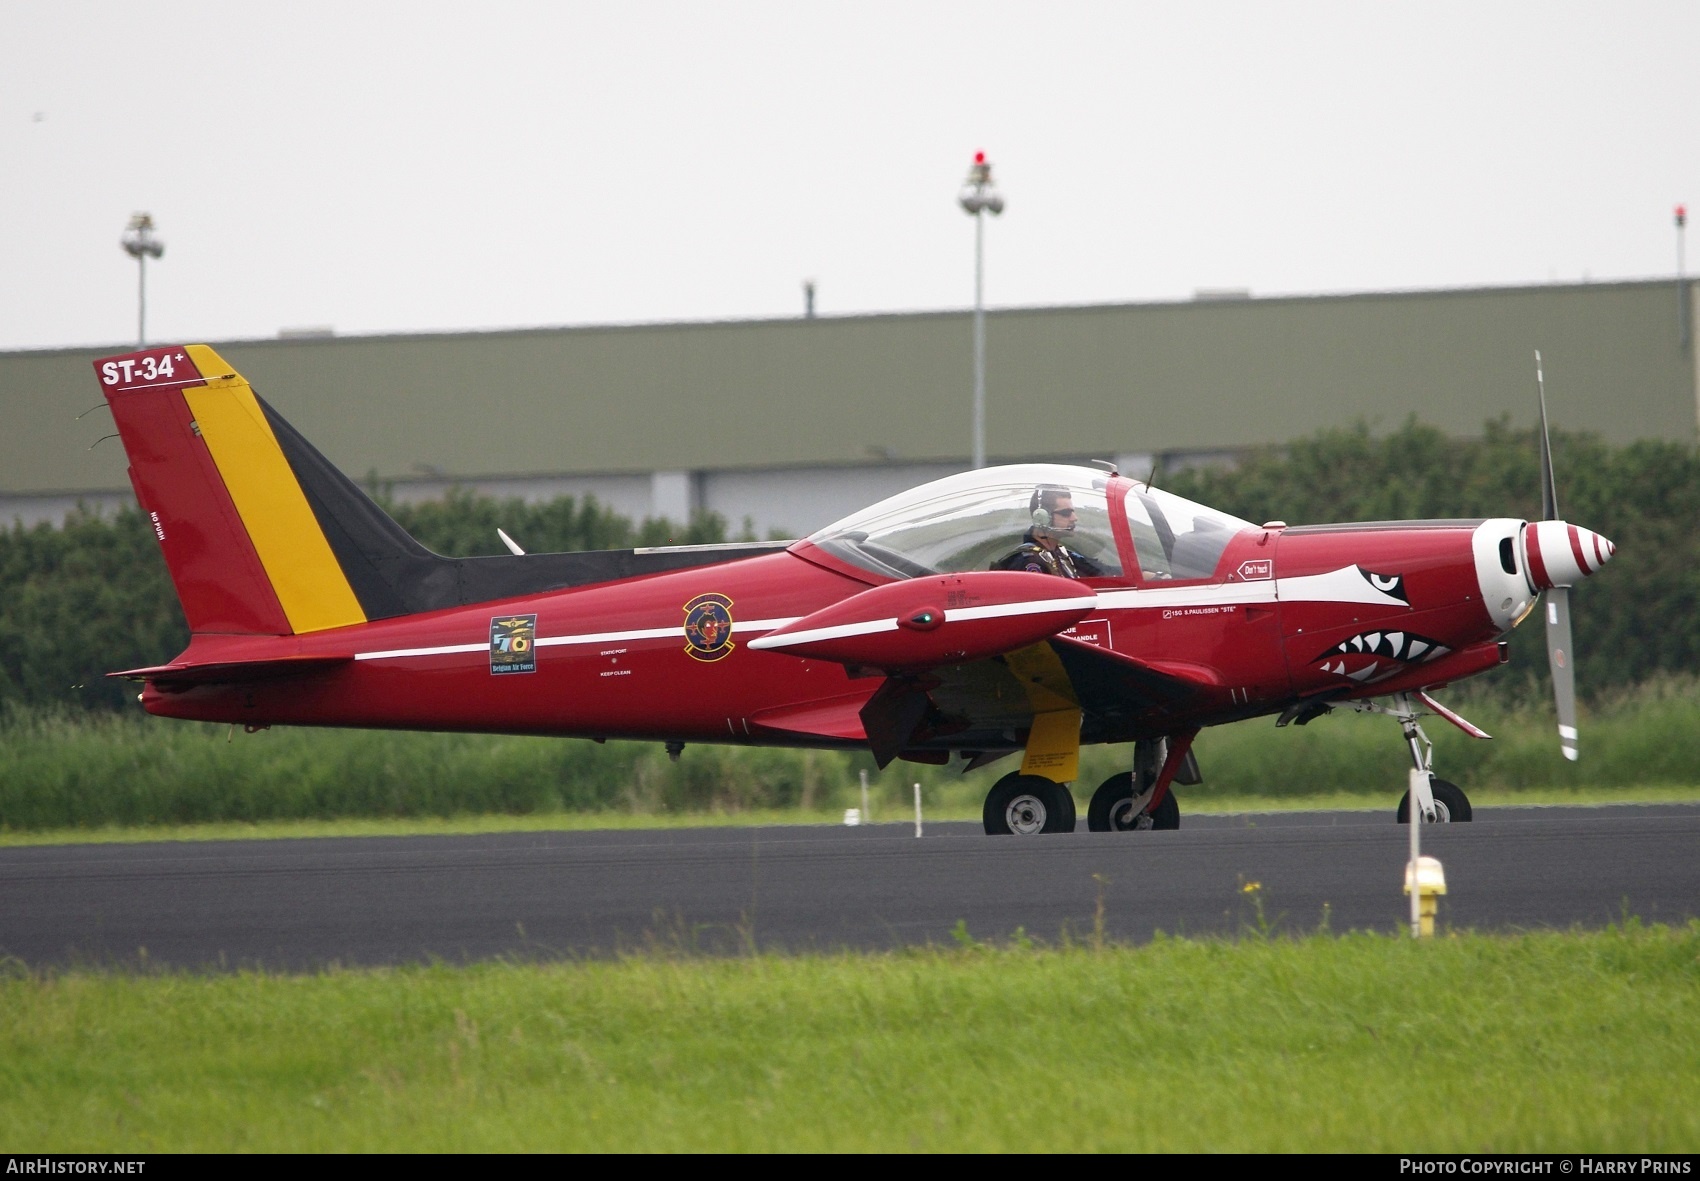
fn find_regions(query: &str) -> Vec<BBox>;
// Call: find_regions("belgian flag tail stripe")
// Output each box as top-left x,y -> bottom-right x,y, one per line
95,344 -> 368,636
180,346 -> 367,633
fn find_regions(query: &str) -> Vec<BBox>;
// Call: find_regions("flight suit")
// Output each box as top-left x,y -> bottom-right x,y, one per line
994,529 -> 1104,579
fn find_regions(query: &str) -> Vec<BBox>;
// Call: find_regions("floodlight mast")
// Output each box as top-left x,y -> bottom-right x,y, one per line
958,152 -> 1004,470
121,213 -> 165,347
1678,204 -> 1689,351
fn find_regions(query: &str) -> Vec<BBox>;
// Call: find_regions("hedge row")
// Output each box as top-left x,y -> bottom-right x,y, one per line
2,678 -> 1694,830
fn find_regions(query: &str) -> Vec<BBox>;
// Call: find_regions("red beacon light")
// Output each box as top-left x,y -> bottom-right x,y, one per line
974,150 -> 985,164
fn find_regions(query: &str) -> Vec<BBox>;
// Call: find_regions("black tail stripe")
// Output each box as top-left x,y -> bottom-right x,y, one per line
256,397 -> 788,616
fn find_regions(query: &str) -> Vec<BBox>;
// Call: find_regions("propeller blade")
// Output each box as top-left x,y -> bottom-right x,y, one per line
1535,350 -> 1560,522
1545,586 -> 1578,761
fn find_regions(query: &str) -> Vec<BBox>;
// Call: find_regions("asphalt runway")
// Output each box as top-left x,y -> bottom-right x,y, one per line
2,804 -> 1696,971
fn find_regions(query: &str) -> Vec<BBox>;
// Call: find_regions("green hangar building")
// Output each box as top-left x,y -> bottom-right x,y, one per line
2,278 -> 1694,538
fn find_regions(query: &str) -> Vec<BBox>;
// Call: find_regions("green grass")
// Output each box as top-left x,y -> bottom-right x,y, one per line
2,676 -> 1696,837
3,925 -> 1696,1152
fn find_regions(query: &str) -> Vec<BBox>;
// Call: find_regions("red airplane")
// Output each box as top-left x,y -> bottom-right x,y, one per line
94,344 -> 1614,835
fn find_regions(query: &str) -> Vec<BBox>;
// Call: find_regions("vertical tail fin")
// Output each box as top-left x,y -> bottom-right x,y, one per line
97,343 -> 767,636
96,345 -> 370,635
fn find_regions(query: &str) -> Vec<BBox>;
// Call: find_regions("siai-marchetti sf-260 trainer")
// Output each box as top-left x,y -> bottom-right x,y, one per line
94,344 -> 1613,834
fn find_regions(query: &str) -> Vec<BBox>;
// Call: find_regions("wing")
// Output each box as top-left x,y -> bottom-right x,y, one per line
750,636 -> 1207,768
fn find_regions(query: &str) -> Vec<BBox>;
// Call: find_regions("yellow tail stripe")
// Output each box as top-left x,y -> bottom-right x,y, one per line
184,345 -> 365,634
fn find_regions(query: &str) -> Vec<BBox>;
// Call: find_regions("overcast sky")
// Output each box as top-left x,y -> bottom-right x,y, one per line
2,1 -> 1695,352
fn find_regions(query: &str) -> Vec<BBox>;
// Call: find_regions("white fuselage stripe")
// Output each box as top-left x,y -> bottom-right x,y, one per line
350,567 -> 1395,662
1097,566 -> 1406,612
748,618 -> 898,649
1095,584 -> 1275,611
734,617 -> 802,633
355,616 -> 804,662
749,596 -> 1098,651
945,595 -> 1098,622
354,642 -> 485,661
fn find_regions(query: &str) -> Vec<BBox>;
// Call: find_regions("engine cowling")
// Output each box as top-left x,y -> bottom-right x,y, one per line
747,570 -> 1095,672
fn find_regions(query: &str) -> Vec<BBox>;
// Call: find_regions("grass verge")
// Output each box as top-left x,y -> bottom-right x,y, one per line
2,924 -> 1696,1152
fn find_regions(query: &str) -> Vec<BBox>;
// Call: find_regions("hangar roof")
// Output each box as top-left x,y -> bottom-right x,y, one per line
2,279 -> 1694,497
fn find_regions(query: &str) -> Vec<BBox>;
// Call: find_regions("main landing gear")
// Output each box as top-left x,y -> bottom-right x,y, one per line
1087,735 -> 1196,831
982,774 -> 1076,834
981,732 -> 1198,835
1088,771 -> 1179,831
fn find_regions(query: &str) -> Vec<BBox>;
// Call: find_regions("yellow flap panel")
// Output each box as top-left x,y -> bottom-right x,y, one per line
184,345 -> 365,634
1003,642 -> 1079,712
1021,708 -> 1082,783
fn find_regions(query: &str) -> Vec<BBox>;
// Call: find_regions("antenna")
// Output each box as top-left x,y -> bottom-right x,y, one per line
497,528 -> 526,556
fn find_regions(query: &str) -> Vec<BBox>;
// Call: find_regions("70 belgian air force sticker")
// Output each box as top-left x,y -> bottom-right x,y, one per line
682,593 -> 735,662
490,614 -> 538,674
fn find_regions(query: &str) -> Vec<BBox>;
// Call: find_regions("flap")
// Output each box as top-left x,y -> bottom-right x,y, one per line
747,692 -> 874,742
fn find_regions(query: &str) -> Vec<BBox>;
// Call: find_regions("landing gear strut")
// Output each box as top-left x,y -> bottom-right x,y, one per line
1346,693 -> 1475,823
1086,732 -> 1196,832
1088,771 -> 1180,830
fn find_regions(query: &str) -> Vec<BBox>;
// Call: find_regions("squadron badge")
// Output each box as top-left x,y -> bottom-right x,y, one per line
490,614 -> 538,675
682,593 -> 735,662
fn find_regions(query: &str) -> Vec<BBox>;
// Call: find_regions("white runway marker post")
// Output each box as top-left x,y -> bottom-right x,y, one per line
1408,768 -> 1423,937
860,769 -> 870,824
914,783 -> 923,837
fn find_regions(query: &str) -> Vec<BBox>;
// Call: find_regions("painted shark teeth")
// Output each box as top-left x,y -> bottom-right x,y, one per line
1319,631 -> 1447,664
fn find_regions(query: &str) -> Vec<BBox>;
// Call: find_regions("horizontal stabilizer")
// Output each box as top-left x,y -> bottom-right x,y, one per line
109,655 -> 351,686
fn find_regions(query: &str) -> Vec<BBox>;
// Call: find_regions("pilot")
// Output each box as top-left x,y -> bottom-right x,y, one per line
995,485 -> 1104,579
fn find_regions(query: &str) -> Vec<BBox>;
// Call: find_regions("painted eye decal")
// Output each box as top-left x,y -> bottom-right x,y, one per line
1362,569 -> 1409,603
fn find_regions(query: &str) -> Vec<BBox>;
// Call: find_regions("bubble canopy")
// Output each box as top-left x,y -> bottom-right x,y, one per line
800,463 -> 1255,583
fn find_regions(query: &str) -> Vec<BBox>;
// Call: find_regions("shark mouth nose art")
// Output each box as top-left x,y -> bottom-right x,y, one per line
1312,630 -> 1448,683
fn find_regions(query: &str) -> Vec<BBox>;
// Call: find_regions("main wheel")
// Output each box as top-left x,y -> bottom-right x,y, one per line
983,774 -> 1074,835
1396,777 -> 1473,823
1087,771 -> 1180,831
1051,782 -> 1077,832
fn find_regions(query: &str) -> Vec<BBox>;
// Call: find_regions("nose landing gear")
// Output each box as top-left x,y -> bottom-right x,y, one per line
1396,778 -> 1472,823
1342,692 -> 1482,823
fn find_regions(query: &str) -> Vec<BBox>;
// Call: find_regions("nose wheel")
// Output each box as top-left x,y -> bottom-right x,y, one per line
1397,777 -> 1472,823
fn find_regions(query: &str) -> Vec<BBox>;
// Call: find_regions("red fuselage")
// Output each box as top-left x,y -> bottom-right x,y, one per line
143,518 -> 1510,749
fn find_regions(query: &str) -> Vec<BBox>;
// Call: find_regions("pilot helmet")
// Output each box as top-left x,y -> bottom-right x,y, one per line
1029,485 -> 1077,537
